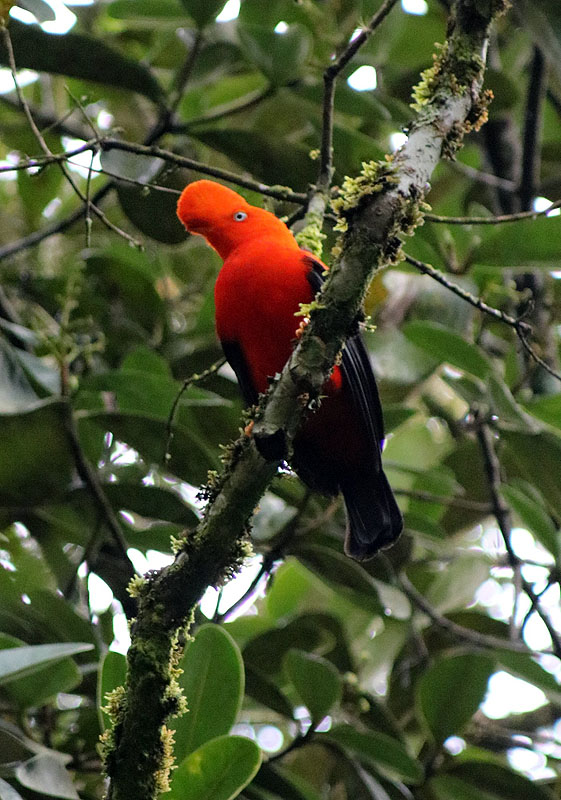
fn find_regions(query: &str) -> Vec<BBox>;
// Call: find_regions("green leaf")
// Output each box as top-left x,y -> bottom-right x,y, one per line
245,665 -> 294,719
418,653 -> 495,743
475,215 -> 561,268
84,410 -> 219,486
169,735 -> 262,800
190,127 -> 317,191
525,393 -> 561,431
174,625 -> 244,762
0,400 -> 74,505
424,553 -> 491,614
324,725 -> 424,785
107,0 -> 186,20
0,635 -> 82,710
0,20 -> 164,104
0,643 -> 94,685
501,483 -> 559,556
284,649 -> 341,724
502,429 -> 561,515
238,23 -> 312,85
429,762 -> 554,800
293,544 -> 382,614
243,614 -> 345,678
15,753 -> 78,800
98,651 -> 127,731
403,321 -> 492,379
0,338 -> 38,413
497,650 -> 561,701
179,0 -> 227,28
0,725 -> 36,768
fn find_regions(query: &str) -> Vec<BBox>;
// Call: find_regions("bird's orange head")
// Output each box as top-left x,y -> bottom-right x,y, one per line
176,179 -> 297,259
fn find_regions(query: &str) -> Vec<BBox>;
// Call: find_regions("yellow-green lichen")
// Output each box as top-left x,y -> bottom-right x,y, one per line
410,39 -> 485,114
127,574 -> 148,598
295,213 -> 326,258
332,159 -> 398,219
153,725 -> 176,795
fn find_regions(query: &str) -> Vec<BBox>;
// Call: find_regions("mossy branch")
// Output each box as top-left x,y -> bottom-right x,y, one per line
103,2 -> 508,798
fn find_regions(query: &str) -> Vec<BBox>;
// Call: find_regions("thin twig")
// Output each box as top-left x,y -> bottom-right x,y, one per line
321,0 -> 400,188
405,253 -> 561,384
449,159 -> 517,191
170,85 -> 276,132
100,139 -> 307,203
0,92 -> 92,139
164,357 -> 226,463
0,23 -> 140,248
61,401 -> 134,568
516,327 -> 561,384
476,419 -> 561,658
424,198 -> 561,224
213,491 -> 312,624
394,487 -> 492,512
399,574 -> 533,653
404,253 -> 529,329
0,139 -> 100,174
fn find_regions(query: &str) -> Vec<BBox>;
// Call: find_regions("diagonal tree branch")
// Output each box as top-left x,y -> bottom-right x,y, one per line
103,3 -> 510,799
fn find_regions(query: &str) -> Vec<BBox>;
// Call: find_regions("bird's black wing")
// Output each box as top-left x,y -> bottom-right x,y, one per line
304,256 -> 385,467
221,340 -> 259,407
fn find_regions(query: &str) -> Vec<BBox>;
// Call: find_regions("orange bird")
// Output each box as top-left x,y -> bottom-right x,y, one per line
177,180 -> 402,559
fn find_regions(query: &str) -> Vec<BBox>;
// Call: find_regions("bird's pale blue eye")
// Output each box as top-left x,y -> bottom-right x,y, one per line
233,211 -> 247,221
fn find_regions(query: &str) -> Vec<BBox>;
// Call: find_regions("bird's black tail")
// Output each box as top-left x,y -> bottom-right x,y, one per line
341,470 -> 403,561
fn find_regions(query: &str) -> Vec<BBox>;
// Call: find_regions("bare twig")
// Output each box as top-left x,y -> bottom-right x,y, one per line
99,139 -> 307,203
405,253 -> 561,384
394,487 -> 491,512
0,23 -> 140,248
399,573 -> 533,653
61,401 -> 134,568
213,491 -> 312,624
170,85 -> 276,132
297,0 -> 400,255
164,357 -> 226,463
424,198 -> 561,224
449,159 -> 517,191
476,419 -> 561,657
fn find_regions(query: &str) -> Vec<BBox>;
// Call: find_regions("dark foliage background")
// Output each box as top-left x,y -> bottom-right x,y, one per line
1,0 -> 561,798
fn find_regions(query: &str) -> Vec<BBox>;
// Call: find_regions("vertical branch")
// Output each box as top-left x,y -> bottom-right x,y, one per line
476,419 -> 561,657
296,0 -> 400,255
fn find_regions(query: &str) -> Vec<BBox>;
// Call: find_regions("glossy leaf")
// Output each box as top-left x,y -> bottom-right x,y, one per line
0,20 -> 164,103
180,0 -> 227,28
429,762 -> 554,800
325,724 -> 424,784
169,735 -> 262,800
0,634 -> 82,710
403,321 -> 492,379
501,483 -> 559,556
238,23 -> 312,85
15,754 -> 78,800
284,649 -> 341,724
418,653 -> 495,743
0,642 -> 93,685
174,625 -> 244,761
0,401 -> 74,505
